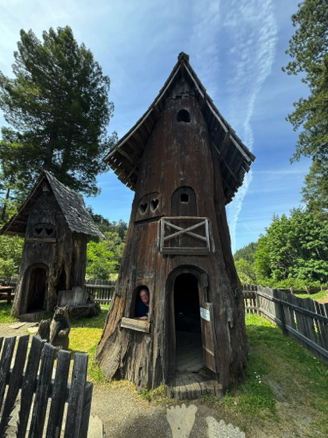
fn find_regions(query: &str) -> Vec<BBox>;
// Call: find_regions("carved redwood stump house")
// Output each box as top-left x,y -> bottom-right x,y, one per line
96,53 -> 255,396
0,171 -> 104,321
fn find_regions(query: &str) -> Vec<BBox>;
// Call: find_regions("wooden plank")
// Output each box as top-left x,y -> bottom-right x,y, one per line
257,290 -> 328,323
161,247 -> 210,255
163,220 -> 208,242
314,301 -> 328,350
17,336 -> 44,438
285,324 -> 328,361
0,336 -> 16,412
121,317 -> 150,333
0,335 -> 29,437
45,349 -> 71,438
200,302 -> 219,373
28,342 -> 56,438
79,381 -> 93,438
64,353 -> 88,438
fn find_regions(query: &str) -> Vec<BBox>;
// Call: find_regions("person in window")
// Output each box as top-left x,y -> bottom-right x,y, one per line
135,287 -> 149,320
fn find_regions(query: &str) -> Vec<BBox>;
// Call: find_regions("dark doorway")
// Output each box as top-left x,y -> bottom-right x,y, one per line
27,267 -> 47,312
174,273 -> 203,372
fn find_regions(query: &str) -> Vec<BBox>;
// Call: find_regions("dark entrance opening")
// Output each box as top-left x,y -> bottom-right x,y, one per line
27,267 -> 47,312
174,273 -> 203,373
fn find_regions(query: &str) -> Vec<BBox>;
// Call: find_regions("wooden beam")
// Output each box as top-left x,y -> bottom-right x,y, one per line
212,140 -> 238,183
121,317 -> 150,333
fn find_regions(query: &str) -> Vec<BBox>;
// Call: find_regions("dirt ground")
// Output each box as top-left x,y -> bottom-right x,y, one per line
1,321 -> 327,437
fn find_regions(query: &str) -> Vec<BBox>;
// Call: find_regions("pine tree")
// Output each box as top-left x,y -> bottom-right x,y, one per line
0,26 -> 115,199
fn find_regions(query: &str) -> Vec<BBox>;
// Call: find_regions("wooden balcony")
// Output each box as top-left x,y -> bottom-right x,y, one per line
159,217 -> 211,255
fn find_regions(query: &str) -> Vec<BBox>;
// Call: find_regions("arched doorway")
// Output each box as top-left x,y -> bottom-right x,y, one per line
174,273 -> 203,373
26,266 -> 47,313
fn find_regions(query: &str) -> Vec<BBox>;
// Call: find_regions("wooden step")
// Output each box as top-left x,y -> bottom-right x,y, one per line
165,371 -> 223,400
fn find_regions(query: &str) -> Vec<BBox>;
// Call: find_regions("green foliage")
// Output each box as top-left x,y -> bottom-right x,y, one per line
234,258 -> 256,283
235,208 -> 328,287
234,242 -> 257,263
253,235 -> 272,282
301,160 -> 328,213
0,235 -> 23,279
86,230 -> 125,279
0,26 -> 116,199
85,216 -> 127,280
283,0 -> 328,212
234,242 -> 258,283
252,208 -> 328,284
87,208 -> 128,239
139,387 -> 151,401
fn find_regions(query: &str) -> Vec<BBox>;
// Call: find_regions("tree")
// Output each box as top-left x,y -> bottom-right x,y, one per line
0,26 -> 115,198
283,0 -> 328,211
234,257 -> 256,283
86,230 -> 125,280
253,209 -> 328,284
0,235 -> 23,281
301,156 -> 328,213
233,242 -> 257,263
84,210 -> 127,279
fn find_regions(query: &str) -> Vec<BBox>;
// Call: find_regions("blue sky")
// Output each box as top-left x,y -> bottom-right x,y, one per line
0,0 -> 310,252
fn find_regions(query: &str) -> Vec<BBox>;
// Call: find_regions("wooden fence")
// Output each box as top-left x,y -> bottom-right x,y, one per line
84,279 -> 115,304
242,284 -> 328,365
0,335 -> 92,437
0,278 -> 116,305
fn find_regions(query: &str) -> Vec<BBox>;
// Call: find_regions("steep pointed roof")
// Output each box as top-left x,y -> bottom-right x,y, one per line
103,52 -> 255,204
0,171 -> 104,238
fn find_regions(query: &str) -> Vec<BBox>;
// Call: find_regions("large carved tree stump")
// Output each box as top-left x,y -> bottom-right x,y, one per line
96,53 -> 254,394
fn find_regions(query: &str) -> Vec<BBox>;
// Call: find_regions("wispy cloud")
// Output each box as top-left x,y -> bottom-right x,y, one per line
189,0 -> 221,96
188,0 -> 278,252
222,0 -> 278,252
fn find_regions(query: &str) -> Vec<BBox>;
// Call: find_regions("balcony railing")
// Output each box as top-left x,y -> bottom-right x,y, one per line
159,217 -> 210,255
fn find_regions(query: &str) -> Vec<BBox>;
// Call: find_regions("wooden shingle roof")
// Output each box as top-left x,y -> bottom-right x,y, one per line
0,171 -> 104,238
103,52 -> 255,204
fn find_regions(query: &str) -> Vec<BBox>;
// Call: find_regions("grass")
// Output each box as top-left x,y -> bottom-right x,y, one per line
68,304 -> 110,383
206,314 -> 328,436
295,289 -> 328,301
0,302 -> 19,322
1,303 -> 328,436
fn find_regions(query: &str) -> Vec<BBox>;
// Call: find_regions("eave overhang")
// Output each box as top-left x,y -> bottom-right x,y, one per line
103,52 -> 255,204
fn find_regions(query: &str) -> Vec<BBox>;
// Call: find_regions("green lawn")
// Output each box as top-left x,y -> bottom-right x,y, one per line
1,303 -> 328,436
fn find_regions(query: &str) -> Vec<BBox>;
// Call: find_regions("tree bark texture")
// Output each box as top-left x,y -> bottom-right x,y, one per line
96,90 -> 248,391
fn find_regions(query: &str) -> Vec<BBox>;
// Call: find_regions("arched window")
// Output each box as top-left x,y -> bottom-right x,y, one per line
177,109 -> 191,123
171,186 -> 197,216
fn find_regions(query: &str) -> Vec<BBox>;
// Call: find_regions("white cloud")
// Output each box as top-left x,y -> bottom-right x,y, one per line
222,0 -> 278,252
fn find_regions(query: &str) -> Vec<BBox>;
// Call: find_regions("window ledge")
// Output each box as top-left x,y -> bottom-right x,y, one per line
121,317 -> 150,333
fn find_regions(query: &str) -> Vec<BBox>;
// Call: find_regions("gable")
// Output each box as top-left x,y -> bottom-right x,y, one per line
103,52 -> 255,204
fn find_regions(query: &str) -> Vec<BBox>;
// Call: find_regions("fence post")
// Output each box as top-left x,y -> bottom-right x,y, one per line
255,285 -> 260,315
275,289 -> 287,335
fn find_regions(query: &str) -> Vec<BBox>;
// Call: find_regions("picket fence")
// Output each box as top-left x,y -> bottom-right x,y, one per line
84,279 -> 115,304
242,284 -> 328,365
